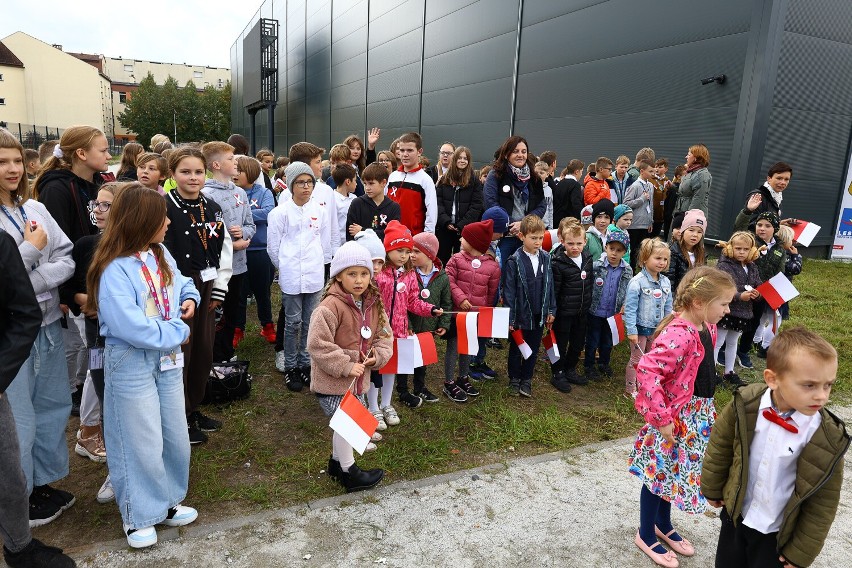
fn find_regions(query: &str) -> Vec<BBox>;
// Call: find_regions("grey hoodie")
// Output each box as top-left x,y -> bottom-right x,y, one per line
202,179 -> 256,275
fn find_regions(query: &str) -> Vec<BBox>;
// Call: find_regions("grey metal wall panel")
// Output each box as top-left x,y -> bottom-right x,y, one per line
422,0 -> 516,58
331,80 -> 366,109
521,0 -> 603,27
421,122 -> 511,167
367,62 -> 421,104
422,34 -> 515,92
331,28 -> 367,68
772,33 -> 852,116
421,79 -> 513,126
369,0 -> 424,48
785,0 -> 852,44
333,0 -> 368,39
367,96 -> 420,132
368,30 -> 422,76
425,0 -> 478,22
331,53 -> 367,88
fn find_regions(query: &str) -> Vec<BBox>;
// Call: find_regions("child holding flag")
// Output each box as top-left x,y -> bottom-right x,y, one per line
502,215 -> 555,397
409,232 -> 451,403
307,241 -> 392,493
584,231 -> 633,381
444,219 -> 501,402
370,221 -> 443,427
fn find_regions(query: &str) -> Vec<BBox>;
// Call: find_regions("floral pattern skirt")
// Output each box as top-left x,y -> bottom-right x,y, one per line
627,396 -> 716,514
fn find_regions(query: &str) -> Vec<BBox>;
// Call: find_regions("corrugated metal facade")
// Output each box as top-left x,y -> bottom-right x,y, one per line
230,0 -> 852,251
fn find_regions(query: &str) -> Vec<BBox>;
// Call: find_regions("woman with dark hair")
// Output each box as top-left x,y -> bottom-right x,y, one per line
674,144 -> 712,217
482,136 -> 546,261
435,146 -> 483,265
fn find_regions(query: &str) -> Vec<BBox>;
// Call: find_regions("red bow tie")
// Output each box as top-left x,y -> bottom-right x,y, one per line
763,408 -> 798,434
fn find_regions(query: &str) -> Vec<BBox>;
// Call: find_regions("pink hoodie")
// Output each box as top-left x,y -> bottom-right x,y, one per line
375,266 -> 434,338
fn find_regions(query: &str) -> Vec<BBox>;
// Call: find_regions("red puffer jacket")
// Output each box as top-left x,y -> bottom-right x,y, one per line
375,266 -> 434,338
445,250 -> 501,309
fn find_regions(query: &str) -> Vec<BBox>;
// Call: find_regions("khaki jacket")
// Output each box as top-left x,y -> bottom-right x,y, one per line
701,383 -> 850,567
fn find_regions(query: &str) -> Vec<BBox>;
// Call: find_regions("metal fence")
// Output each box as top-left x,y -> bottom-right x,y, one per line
0,122 -> 130,154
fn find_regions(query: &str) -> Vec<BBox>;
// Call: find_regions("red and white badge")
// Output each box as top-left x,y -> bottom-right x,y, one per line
652,289 -> 663,299
595,277 -> 604,286
396,282 -> 407,293
471,259 -> 482,269
420,289 -> 430,299
502,184 -> 511,193
580,270 -> 587,280
360,326 -> 372,339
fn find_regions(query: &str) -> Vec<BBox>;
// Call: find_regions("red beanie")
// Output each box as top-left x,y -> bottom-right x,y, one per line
383,220 -> 414,252
461,219 -> 493,254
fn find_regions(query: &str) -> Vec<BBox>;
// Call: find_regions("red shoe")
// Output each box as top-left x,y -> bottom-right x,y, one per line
260,323 -> 276,344
232,328 -> 245,349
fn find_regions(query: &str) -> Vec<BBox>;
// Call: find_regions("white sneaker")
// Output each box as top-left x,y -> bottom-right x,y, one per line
124,524 -> 157,548
275,351 -> 287,373
372,410 -> 387,431
370,431 -> 383,442
97,475 -> 114,504
382,405 -> 400,426
159,504 -> 198,527
365,442 -> 377,452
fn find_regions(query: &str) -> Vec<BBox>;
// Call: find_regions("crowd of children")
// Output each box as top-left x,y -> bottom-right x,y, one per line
0,124 -> 845,568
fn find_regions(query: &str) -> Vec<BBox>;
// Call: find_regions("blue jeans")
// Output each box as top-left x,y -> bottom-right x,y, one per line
507,326 -> 543,387
279,291 -> 321,369
4,319 -> 70,493
103,343 -> 190,529
584,314 -> 613,368
497,235 -> 523,268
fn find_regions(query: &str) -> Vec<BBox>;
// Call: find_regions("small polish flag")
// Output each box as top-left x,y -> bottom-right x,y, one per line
476,307 -> 510,339
329,391 -> 379,455
379,333 -> 439,374
756,273 -> 800,310
791,220 -> 820,247
456,312 -> 480,355
542,329 -> 560,364
511,329 -> 533,359
607,313 -> 626,346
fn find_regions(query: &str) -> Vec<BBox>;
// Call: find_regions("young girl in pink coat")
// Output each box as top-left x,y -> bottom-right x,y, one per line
369,221 -> 443,429
627,266 -> 736,567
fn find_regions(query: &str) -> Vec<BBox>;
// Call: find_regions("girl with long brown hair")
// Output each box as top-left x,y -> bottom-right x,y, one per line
435,146 -> 483,265
86,183 -> 200,549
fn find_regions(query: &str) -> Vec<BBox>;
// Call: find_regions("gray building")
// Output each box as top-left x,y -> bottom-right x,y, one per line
230,0 -> 852,251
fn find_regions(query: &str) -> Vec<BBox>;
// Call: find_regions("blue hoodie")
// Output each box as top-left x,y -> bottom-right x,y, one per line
244,183 -> 275,251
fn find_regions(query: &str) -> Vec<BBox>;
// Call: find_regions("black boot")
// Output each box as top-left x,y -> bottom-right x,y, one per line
338,463 -> 384,493
4,538 -> 76,568
327,456 -> 342,479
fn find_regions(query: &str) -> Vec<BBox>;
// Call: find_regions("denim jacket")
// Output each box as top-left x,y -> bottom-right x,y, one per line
589,255 -> 633,316
623,268 -> 673,336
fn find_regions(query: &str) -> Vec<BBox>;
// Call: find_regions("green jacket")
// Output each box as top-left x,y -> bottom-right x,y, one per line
701,383 -> 850,567
409,268 -> 451,333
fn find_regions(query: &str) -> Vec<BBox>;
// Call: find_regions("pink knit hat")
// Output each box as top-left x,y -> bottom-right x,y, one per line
412,231 -> 441,267
682,209 -> 707,232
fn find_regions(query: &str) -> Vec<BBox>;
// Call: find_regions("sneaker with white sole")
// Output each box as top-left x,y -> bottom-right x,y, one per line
159,505 -> 198,527
370,431 -> 383,442
365,442 -> 377,452
97,475 -> 114,504
382,405 -> 400,426
124,524 -> 157,548
372,410 -> 387,431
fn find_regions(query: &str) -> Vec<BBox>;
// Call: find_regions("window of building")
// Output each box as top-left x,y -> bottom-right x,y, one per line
124,64 -> 133,72
218,78 -> 224,88
0,98 -> 5,105
119,92 -> 128,103
194,70 -> 203,79
0,74 -> 4,81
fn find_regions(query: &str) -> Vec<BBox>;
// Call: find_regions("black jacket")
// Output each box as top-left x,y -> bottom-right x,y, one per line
552,177 -> 584,223
345,195 -> 401,241
665,240 -> 693,297
716,254 -> 763,320
551,246 -> 593,319
0,230 -> 42,392
163,192 -> 226,274
435,178 -> 483,232
742,184 -> 782,224
37,168 -> 103,243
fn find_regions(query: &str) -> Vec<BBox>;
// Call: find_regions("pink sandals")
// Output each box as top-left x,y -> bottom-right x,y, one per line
655,526 -> 695,556
634,531 -> 679,568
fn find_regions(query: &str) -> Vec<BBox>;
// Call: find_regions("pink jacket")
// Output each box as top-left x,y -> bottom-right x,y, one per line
375,266 -> 434,338
445,250 -> 501,309
634,317 -> 717,428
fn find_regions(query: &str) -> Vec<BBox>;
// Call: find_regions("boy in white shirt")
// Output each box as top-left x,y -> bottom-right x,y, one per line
267,162 -> 330,392
331,163 -> 357,254
702,327 -> 848,568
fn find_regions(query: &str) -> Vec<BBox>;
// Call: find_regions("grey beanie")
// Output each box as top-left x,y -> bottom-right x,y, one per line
330,241 -> 373,279
284,161 -> 316,186
354,229 -> 386,260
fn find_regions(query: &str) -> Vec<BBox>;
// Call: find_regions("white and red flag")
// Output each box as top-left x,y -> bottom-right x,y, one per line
476,307 -> 510,339
511,329 -> 533,359
790,220 -> 820,247
329,391 -> 379,455
456,312 -> 480,355
542,329 -> 560,364
379,332 -> 439,374
607,313 -> 626,346
756,273 -> 800,310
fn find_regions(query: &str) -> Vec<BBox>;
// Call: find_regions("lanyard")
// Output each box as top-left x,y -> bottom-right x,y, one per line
171,192 -> 208,251
136,252 -> 171,320
0,204 -> 28,237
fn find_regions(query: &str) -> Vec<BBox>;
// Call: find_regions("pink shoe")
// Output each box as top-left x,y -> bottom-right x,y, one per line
634,531 -> 679,568
655,527 -> 695,557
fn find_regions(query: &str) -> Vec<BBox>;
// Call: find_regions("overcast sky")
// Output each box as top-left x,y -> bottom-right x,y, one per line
0,0 -> 261,68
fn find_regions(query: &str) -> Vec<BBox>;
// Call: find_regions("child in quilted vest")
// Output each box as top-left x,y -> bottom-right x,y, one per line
369,221 -> 443,428
628,267 -> 736,567
444,219 -> 500,402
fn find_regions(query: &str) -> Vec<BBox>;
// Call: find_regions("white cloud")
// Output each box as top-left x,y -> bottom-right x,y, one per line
0,0 -> 261,68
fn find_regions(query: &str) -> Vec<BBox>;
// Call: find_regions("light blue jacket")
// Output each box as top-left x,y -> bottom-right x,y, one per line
98,247 -> 200,351
622,268 -> 673,336
244,183 -> 275,251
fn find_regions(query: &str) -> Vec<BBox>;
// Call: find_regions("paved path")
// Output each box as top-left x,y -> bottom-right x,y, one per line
70,408 -> 852,568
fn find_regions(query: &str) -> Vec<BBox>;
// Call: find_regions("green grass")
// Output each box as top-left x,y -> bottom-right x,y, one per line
39,259 -> 852,549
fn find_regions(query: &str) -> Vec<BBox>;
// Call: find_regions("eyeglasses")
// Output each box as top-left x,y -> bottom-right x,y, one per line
439,151 -> 453,156
291,180 -> 315,188
378,158 -> 391,163
89,201 -> 111,212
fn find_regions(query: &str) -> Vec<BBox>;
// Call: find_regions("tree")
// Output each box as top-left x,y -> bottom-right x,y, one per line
118,73 -> 232,148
